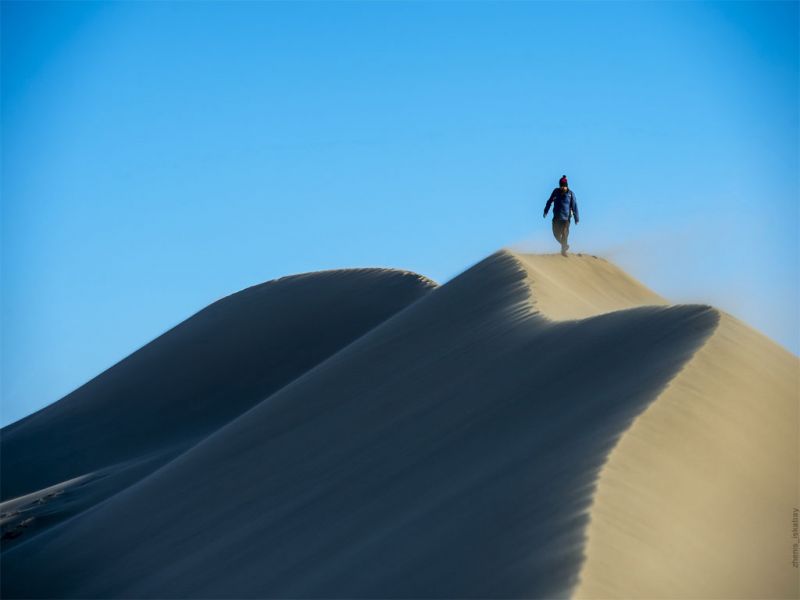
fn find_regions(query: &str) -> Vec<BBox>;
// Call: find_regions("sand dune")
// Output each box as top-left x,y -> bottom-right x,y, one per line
0,269 -> 435,538
1,251 -> 796,599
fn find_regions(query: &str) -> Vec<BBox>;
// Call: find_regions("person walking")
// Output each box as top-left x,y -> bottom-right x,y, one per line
544,175 -> 579,256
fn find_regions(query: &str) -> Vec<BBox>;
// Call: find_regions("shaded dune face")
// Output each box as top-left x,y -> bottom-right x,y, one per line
0,268 -> 436,544
0,251 -> 719,599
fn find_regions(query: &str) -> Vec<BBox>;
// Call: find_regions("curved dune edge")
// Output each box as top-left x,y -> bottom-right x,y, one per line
270,266 -> 438,290
573,313 -> 799,598
505,250 -> 798,598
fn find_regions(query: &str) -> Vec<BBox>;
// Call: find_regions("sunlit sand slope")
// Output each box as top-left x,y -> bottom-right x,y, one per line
575,311 -> 798,599
1,251 -> 730,599
513,253 -> 667,319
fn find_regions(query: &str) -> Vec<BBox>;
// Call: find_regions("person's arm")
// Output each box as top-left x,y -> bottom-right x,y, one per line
571,192 -> 579,223
543,190 -> 555,218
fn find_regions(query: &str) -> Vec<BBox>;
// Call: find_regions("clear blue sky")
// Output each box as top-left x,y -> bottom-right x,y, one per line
2,1 -> 798,426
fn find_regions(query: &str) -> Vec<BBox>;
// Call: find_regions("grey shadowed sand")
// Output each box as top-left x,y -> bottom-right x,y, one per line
1,250 -> 796,599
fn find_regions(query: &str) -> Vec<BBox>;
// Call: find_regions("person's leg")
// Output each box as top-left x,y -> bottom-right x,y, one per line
553,219 -> 569,256
551,219 -> 562,244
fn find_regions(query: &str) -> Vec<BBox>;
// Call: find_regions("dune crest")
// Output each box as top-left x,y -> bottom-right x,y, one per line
1,250 -> 795,599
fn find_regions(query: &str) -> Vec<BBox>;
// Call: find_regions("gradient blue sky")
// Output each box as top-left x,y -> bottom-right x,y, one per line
2,1 -> 798,426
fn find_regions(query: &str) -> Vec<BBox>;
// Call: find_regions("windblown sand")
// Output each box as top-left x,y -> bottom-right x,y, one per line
1,251 -> 796,599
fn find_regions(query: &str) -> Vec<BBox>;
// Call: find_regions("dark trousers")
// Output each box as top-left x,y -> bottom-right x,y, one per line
552,219 -> 570,248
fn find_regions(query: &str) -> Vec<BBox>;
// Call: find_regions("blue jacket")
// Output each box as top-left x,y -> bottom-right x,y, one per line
544,188 -> 579,223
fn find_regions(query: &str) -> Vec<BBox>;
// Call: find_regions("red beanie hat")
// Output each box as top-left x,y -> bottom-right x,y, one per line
559,175 -> 568,187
